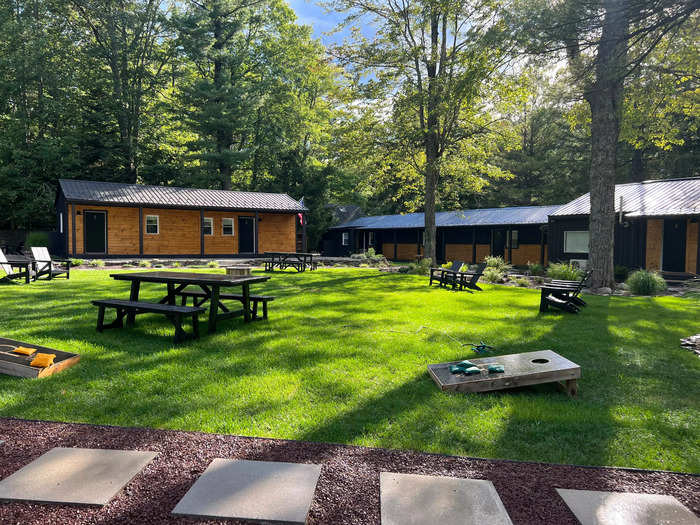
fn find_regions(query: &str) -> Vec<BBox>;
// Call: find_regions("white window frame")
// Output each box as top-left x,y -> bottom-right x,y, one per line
564,230 -> 589,253
59,212 -> 64,234
341,232 -> 349,246
145,215 -> 159,235
202,217 -> 213,236
222,217 -> 234,236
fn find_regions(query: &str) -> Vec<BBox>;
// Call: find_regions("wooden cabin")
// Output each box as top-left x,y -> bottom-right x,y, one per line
549,177 -> 700,274
324,205 -> 560,265
55,179 -> 306,258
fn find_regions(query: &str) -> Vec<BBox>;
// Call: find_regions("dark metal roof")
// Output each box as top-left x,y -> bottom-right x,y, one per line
58,179 -> 306,212
552,177 -> 700,217
331,205 -> 561,230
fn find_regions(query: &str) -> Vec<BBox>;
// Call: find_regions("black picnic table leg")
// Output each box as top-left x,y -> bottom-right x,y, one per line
539,288 -> 548,313
242,282 -> 251,323
128,281 -> 140,325
208,285 -> 220,333
167,283 -> 175,305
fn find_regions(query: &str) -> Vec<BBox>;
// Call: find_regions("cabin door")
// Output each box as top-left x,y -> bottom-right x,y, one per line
492,229 -> 506,258
84,211 -> 106,254
238,216 -> 255,254
662,219 -> 686,272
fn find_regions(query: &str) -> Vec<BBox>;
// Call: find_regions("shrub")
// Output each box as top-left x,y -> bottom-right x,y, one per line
533,275 -> 545,285
172,261 -> 181,268
25,231 -> 49,248
527,261 -> 545,276
626,270 -> 667,295
514,277 -> 530,287
614,265 -> 629,282
547,262 -> 582,281
407,257 -> 432,275
69,258 -> 83,266
88,259 -> 104,268
484,255 -> 512,273
137,260 -> 151,268
207,260 -> 219,268
483,267 -> 504,283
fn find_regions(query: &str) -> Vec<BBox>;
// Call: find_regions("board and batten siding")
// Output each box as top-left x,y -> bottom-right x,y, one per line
66,204 -> 297,257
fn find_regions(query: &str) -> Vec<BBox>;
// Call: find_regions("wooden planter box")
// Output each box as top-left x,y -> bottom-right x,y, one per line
0,337 -> 80,378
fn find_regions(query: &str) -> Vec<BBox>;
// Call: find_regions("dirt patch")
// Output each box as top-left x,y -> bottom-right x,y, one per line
0,418 -> 697,524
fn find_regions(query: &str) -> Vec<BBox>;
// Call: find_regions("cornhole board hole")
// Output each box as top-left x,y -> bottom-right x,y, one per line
428,350 -> 580,396
0,337 -> 80,378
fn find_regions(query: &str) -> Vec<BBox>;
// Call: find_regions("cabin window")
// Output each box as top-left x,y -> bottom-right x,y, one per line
222,217 -> 234,236
59,212 -> 63,233
342,232 -> 349,246
203,217 -> 213,236
509,230 -> 519,249
146,215 -> 159,234
368,231 -> 375,246
564,231 -> 589,253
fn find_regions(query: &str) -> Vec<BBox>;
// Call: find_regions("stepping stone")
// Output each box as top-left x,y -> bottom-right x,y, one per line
172,459 -> 322,523
0,447 -> 157,506
380,472 -> 513,525
557,488 -> 699,525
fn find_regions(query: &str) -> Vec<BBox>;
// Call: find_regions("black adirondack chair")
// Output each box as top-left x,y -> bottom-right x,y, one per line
458,263 -> 487,291
31,247 -> 70,280
547,270 -> 591,307
0,249 -> 32,283
429,261 -> 465,289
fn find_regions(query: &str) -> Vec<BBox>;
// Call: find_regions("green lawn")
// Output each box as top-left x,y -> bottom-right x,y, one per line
1,268 -> 698,473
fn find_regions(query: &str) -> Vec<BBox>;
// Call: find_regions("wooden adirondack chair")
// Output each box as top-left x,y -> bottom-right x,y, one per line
31,247 -> 70,280
0,249 -> 32,283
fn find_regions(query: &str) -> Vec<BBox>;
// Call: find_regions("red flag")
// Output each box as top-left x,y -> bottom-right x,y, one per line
298,213 -> 304,225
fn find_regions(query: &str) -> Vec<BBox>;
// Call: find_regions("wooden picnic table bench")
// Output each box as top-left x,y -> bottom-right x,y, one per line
92,299 -> 205,343
177,290 -> 275,320
263,252 -> 317,272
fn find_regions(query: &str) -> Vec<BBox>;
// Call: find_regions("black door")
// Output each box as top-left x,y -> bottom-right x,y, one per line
84,211 -> 106,254
492,229 -> 506,258
238,216 -> 255,253
662,219 -> 686,272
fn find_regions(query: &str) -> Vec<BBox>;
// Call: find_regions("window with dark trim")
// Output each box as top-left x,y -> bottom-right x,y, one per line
510,230 -> 519,249
368,231 -> 375,246
203,217 -> 213,236
341,232 -> 349,246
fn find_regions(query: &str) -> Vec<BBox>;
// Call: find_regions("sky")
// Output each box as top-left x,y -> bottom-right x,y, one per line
287,0 -> 343,44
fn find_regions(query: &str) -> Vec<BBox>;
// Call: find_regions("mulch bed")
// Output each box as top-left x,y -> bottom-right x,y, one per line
0,418 -> 698,524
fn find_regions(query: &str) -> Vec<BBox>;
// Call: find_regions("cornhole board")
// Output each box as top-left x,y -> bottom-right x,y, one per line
428,350 -> 580,396
0,337 -> 80,378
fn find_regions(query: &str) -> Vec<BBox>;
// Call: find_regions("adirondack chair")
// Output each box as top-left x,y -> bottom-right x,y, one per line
548,270 -> 591,307
458,262 -> 487,291
0,248 -> 32,283
31,247 -> 70,280
429,261 -> 465,289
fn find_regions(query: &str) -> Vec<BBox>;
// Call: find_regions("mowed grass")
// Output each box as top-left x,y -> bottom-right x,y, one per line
0,268 -> 698,473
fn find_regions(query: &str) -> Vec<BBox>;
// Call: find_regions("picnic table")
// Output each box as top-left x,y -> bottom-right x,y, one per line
110,271 -> 270,333
264,252 -> 317,273
3,255 -> 33,284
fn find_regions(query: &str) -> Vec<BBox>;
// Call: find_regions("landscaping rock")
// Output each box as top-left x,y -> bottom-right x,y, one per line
680,334 -> 700,358
594,287 -> 612,295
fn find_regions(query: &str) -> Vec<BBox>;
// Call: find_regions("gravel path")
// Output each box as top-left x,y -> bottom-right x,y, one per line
0,417 -> 698,524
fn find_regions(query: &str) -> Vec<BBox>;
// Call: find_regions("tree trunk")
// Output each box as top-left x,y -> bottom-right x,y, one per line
423,12 -> 440,264
584,0 -> 628,289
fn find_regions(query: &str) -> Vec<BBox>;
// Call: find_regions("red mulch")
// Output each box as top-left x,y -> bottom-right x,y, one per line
0,418 -> 698,524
